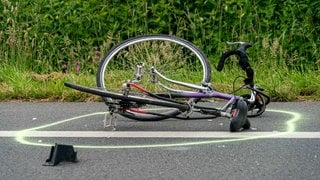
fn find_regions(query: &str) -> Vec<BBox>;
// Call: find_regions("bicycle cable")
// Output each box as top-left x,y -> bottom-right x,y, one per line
230,75 -> 247,95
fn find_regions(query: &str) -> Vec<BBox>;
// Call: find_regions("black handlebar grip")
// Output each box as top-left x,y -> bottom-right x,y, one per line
238,51 -> 250,71
244,66 -> 254,86
217,42 -> 254,85
235,50 -> 254,85
218,49 -> 251,71
217,50 -> 237,71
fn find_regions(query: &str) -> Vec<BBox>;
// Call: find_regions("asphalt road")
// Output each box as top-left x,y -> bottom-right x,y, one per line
0,102 -> 319,180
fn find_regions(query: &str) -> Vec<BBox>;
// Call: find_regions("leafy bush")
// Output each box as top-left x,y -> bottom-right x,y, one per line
0,0 -> 319,73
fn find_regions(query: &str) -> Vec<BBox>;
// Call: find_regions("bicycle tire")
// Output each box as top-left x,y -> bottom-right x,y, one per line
96,34 -> 211,121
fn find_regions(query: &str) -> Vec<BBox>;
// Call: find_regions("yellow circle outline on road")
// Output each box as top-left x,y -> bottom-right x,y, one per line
15,109 -> 301,149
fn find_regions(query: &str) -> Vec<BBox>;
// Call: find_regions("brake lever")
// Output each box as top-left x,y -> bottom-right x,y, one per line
226,41 -> 252,53
226,41 -> 247,45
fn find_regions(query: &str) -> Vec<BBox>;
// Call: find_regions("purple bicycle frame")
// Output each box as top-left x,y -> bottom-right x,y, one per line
175,90 -> 238,110
152,67 -> 239,110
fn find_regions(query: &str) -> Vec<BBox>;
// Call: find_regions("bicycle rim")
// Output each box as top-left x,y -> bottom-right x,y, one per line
96,34 -> 211,121
242,93 -> 267,117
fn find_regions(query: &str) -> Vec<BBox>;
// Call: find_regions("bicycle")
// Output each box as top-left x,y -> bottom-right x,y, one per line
65,34 -> 270,132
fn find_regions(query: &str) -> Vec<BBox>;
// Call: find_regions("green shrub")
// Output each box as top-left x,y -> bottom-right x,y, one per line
1,0 -> 319,73
0,0 -> 319,101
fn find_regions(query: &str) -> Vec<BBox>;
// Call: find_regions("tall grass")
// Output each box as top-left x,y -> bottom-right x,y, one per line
0,0 -> 319,101
1,0 -> 319,72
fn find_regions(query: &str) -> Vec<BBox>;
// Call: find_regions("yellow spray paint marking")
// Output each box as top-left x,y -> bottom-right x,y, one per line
15,109 -> 301,149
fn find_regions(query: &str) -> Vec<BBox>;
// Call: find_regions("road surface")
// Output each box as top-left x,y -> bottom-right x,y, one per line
0,102 -> 319,179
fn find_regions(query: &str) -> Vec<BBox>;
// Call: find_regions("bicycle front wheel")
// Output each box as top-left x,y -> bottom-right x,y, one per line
97,34 -> 211,121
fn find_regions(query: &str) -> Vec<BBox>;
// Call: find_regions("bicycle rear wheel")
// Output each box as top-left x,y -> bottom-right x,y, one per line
96,34 -> 211,121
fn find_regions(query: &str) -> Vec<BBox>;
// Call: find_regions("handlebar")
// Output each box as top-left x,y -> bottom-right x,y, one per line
217,41 -> 254,86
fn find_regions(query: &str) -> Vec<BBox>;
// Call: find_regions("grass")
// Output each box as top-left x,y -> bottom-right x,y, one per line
0,62 -> 319,102
0,66 -> 99,102
1,1 -> 319,102
0,33 -> 319,102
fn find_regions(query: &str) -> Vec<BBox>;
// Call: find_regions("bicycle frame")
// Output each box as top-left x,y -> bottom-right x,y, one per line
125,65 -> 248,115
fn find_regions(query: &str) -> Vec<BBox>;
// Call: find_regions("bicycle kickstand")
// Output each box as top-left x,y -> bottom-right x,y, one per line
103,110 -> 118,131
